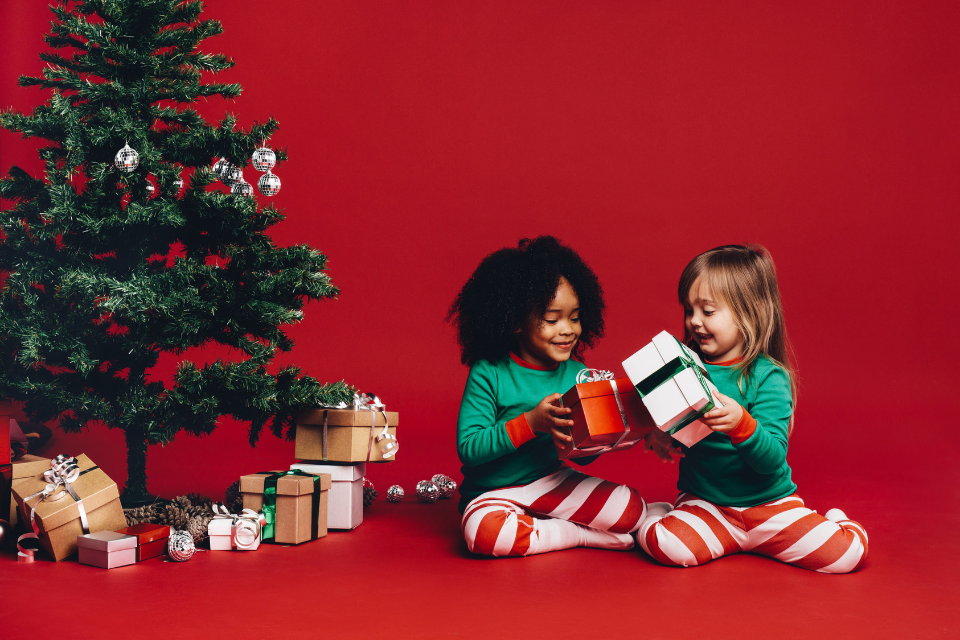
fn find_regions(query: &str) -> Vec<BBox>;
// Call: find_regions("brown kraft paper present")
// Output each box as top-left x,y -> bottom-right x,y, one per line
10,455 -> 53,524
240,471 -> 331,545
12,453 -> 126,561
294,408 -> 398,462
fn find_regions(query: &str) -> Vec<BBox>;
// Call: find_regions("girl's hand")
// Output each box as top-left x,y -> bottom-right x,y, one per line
525,393 -> 575,447
700,391 -> 744,433
643,429 -> 684,463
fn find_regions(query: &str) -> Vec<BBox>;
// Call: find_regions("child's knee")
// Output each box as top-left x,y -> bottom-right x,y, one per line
463,508 -> 534,557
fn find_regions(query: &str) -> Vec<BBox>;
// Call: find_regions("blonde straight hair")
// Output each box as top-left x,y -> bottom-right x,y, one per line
678,244 -> 798,433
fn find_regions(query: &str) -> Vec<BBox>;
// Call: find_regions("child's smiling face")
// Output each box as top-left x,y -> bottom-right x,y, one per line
684,276 -> 744,362
517,276 -> 582,368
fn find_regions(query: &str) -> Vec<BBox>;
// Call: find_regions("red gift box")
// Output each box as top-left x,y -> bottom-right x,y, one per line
553,378 -> 655,460
115,523 -> 170,561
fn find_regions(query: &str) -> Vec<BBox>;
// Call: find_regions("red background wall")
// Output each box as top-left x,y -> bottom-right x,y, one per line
2,1 -> 958,504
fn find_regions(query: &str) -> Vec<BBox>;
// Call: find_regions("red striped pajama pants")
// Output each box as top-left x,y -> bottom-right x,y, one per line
461,467 -> 646,557
639,492 -> 869,573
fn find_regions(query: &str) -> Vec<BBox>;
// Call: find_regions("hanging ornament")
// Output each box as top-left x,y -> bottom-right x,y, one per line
251,146 -> 276,172
167,529 -> 196,562
220,164 -> 242,187
231,178 -> 254,197
258,171 -> 281,196
212,157 -> 229,177
114,143 -> 139,172
416,480 -> 440,503
146,183 -> 156,198
173,179 -> 184,194
386,485 -> 404,503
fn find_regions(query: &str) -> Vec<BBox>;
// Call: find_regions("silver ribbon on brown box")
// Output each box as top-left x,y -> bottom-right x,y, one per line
318,392 -> 399,461
17,454 -> 93,562
211,504 -> 264,550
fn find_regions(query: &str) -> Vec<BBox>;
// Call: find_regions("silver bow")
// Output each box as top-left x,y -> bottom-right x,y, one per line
320,392 -> 398,460
576,368 -> 615,383
211,504 -> 264,550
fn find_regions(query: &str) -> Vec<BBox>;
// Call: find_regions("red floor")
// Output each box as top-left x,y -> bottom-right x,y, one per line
2,445 -> 959,640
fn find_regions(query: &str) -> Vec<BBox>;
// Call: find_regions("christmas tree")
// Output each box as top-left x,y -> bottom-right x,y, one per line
0,0 -> 353,505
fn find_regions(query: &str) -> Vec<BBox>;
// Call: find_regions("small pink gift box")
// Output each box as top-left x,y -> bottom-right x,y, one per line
77,531 -> 137,569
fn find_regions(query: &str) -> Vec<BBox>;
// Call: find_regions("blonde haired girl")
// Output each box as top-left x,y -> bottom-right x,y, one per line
638,245 -> 868,573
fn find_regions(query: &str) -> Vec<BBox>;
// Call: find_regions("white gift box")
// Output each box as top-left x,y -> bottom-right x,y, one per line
622,331 -> 719,448
290,462 -> 364,530
208,510 -> 263,551
77,531 -> 137,569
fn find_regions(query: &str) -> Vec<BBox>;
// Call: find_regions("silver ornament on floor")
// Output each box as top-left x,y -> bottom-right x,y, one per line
252,146 -> 276,172
167,529 -> 196,561
114,143 -> 139,172
386,485 -> 404,503
436,478 -> 457,499
415,480 -> 440,503
231,178 -> 254,197
431,474 -> 450,485
258,171 -> 281,196
220,164 -> 243,187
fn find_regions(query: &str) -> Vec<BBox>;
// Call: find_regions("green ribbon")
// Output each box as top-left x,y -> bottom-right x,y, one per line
633,338 -> 717,436
258,469 -> 325,542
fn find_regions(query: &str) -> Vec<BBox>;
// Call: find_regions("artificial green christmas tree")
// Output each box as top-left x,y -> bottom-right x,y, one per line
0,0 -> 353,505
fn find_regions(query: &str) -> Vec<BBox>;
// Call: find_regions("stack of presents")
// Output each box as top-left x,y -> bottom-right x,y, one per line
3,394 -> 398,566
3,330 -> 721,565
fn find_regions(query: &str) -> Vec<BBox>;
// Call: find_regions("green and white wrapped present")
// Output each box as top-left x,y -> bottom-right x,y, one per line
621,331 -> 719,447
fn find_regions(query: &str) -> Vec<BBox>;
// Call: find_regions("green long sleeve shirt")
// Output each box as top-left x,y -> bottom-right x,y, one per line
456,354 -> 587,512
677,355 -> 797,507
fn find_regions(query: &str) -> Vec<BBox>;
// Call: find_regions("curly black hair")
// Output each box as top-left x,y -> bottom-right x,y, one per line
447,236 -> 606,366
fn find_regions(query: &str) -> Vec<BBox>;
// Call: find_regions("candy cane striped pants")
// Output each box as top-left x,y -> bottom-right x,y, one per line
638,492 -> 868,573
462,467 -> 646,557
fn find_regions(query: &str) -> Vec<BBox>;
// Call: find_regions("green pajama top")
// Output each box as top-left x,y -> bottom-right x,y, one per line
456,354 -> 589,513
677,354 -> 797,507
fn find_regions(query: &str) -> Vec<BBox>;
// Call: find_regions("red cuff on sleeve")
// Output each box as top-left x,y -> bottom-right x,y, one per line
506,413 -> 537,448
727,408 -> 757,445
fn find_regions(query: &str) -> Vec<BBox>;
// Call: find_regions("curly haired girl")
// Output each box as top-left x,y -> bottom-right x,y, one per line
448,236 -> 649,557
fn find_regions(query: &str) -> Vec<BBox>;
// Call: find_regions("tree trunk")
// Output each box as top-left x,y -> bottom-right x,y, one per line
119,418 -> 154,507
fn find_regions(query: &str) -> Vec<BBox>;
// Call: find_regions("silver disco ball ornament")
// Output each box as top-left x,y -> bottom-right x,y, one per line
386,485 -> 404,503
212,157 -> 230,177
167,529 -> 196,562
220,164 -> 242,187
416,480 -> 440,503
231,178 -> 254,197
251,146 -> 276,172
258,171 -> 281,196
436,478 -> 457,499
114,143 -> 139,172
431,474 -> 451,485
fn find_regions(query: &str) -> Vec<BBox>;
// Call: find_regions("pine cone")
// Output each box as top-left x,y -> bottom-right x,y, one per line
186,492 -> 212,509
363,485 -> 377,508
123,505 -> 158,527
186,514 -> 214,544
225,480 -> 244,514
171,495 -> 192,510
155,502 -> 189,531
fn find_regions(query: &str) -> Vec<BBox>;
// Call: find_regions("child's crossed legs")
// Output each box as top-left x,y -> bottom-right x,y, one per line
462,467 -> 646,557
639,492 -> 868,573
